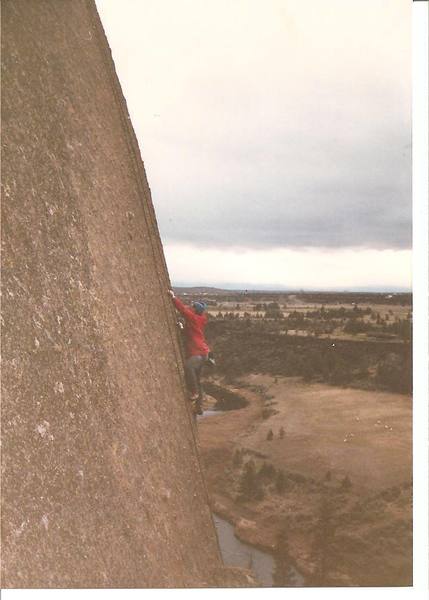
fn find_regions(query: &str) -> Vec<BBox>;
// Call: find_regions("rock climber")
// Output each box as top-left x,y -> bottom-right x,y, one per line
168,289 -> 210,414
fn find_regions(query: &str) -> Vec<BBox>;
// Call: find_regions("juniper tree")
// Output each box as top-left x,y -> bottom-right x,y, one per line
258,462 -> 276,480
239,460 -> 263,500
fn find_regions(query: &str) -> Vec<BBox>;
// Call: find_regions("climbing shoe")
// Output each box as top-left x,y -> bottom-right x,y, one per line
207,352 -> 216,367
193,400 -> 203,415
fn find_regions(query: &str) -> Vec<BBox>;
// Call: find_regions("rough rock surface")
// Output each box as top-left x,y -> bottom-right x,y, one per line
1,0 -> 232,588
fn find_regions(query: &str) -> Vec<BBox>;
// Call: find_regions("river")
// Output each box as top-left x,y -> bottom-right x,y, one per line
199,408 -> 304,587
213,514 -> 305,587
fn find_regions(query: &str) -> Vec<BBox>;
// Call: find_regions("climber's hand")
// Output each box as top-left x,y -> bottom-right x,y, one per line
168,289 -> 175,299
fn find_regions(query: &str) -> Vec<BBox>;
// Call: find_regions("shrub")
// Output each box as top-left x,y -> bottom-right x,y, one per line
239,460 -> 264,501
276,470 -> 288,493
273,522 -> 292,586
258,462 -> 276,479
288,472 -> 306,484
341,475 -> 352,490
310,495 -> 337,585
262,408 -> 278,419
376,355 -> 412,393
265,308 -> 283,319
232,449 -> 243,468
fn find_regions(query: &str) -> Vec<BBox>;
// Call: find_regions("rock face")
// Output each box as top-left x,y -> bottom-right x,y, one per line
1,0 -> 223,588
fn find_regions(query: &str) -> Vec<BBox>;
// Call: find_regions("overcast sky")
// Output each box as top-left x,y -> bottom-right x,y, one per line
96,0 -> 411,290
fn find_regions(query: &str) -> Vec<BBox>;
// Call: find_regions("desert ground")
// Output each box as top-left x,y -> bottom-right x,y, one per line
174,289 -> 412,587
197,376 -> 411,586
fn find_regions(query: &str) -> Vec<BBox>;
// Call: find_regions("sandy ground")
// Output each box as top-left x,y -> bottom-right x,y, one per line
240,374 -> 411,492
197,375 -> 412,586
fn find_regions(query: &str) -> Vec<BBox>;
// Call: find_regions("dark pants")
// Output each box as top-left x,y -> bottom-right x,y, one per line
185,355 -> 207,399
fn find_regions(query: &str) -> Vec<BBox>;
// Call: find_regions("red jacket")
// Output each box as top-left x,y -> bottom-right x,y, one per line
173,297 -> 210,357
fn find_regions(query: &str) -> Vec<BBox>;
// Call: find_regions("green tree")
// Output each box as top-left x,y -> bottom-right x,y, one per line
265,308 -> 283,319
239,460 -> 264,501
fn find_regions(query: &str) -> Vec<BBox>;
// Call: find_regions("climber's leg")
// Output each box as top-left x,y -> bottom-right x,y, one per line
184,356 -> 204,399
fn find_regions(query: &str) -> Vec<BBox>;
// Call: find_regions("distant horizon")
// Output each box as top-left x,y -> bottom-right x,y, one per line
172,282 -> 412,294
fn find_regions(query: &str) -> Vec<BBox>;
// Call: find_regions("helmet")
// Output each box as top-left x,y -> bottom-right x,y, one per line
193,301 -> 207,314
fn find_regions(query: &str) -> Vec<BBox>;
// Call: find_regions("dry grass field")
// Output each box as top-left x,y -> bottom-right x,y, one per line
197,375 -> 412,586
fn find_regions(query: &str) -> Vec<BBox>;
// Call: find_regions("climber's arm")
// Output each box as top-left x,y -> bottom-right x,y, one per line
169,291 -> 195,321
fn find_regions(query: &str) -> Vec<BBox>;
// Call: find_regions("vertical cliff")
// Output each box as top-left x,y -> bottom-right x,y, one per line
1,0 -> 225,587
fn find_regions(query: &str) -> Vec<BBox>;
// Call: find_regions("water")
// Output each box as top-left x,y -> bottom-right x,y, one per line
213,514 -> 305,587
201,405 -> 305,586
197,408 -> 225,420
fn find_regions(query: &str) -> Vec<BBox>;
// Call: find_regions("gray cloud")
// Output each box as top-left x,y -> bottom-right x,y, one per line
152,128 -> 411,250
97,0 -> 411,251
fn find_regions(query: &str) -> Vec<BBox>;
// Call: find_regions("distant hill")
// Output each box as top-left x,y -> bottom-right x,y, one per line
173,286 -> 229,295
172,284 -> 411,295
172,286 -> 411,305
